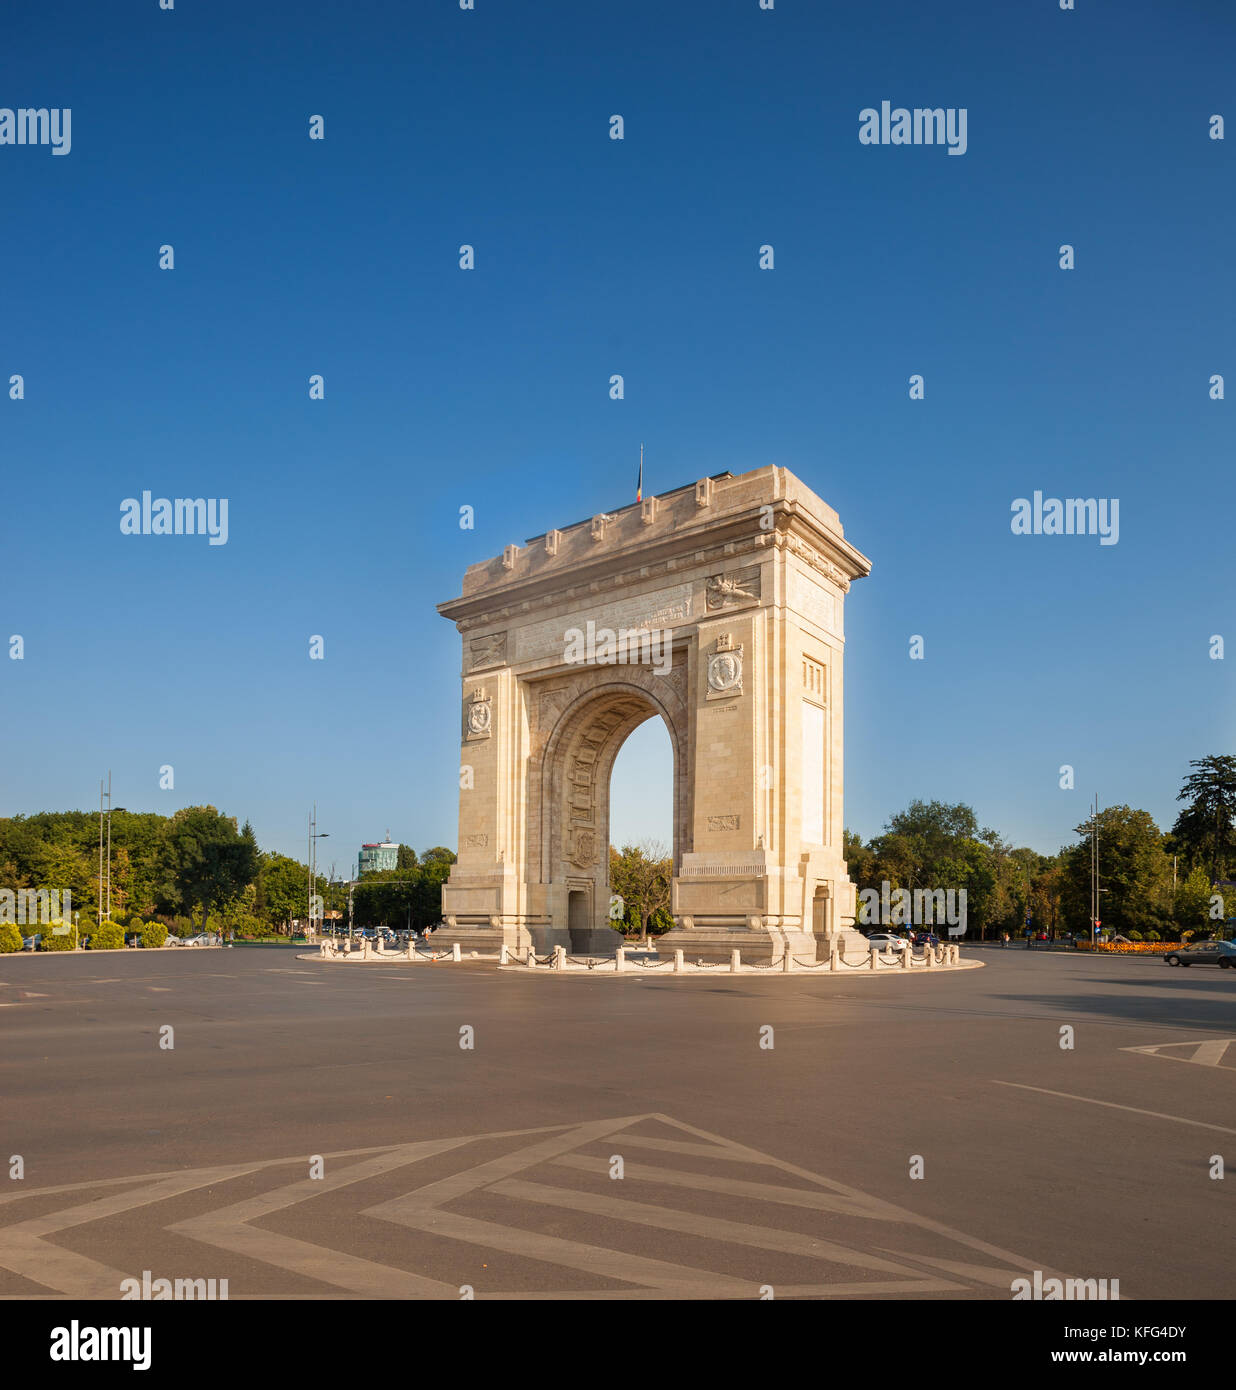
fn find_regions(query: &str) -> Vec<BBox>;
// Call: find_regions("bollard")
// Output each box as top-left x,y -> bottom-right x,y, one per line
499,944 -> 509,965
829,941 -> 839,972
674,949 -> 683,973
526,947 -> 536,968
730,948 -> 741,974
782,951 -> 793,973
869,947 -> 879,970
615,947 -> 625,973
452,942 -> 462,962
406,939 -> 415,960
901,944 -> 911,969
553,944 -> 567,971
925,947 -> 935,969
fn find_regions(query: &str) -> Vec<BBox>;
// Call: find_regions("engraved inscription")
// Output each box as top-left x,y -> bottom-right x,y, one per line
788,569 -> 839,637
513,583 -> 694,662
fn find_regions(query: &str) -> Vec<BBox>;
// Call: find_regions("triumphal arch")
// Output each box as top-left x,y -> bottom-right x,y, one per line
436,465 -> 872,961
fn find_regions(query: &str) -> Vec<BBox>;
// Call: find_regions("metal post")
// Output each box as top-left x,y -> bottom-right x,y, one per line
97,779 -> 104,924
105,770 -> 112,920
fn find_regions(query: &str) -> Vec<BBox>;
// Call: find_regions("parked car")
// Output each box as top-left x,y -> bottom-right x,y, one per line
1165,940 -> 1236,968
866,932 -> 909,953
912,931 -> 940,947
21,933 -> 42,951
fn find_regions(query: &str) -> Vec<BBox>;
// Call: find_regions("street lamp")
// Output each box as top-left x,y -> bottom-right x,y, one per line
308,805 -> 329,942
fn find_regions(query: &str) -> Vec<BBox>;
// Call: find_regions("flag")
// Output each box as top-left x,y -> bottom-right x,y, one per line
637,443 -> 643,502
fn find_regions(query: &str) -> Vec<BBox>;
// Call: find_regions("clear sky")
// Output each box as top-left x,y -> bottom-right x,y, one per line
2,0 -> 1232,868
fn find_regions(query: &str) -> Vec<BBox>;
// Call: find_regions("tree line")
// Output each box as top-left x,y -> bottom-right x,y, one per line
842,755 -> 1236,940
0,806 -> 456,937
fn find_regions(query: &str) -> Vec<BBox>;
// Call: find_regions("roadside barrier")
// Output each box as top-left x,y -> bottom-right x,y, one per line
313,938 -> 967,975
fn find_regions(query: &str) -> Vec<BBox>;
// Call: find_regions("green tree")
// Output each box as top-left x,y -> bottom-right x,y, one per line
256,852 -> 310,929
1173,865 -> 1217,938
1171,755 -> 1236,882
158,808 -> 259,936
609,841 -> 673,941
1061,805 -> 1173,935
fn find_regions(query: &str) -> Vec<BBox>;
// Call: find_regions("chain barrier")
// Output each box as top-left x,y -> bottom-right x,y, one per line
632,957 -> 676,968
836,955 -> 870,969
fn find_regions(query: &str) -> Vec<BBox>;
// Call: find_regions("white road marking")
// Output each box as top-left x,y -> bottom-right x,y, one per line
993,1081 -> 1236,1134
1122,1038 -> 1234,1067
0,1114 -> 1051,1300
169,1143 -> 468,1298
0,1162 -> 269,1296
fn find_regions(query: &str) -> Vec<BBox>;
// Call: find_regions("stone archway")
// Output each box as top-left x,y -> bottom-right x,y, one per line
436,465 -> 872,961
533,671 -> 688,950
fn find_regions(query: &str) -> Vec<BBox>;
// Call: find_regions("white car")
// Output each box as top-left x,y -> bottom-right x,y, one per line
866,932 -> 909,953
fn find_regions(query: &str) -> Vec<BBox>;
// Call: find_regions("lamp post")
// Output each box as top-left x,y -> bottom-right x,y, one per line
308,805 -> 329,942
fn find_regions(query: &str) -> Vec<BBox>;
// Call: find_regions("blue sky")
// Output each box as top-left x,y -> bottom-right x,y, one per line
2,0 -> 1232,868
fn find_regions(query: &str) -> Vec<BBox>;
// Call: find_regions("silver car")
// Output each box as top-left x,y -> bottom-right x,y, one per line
1164,940 -> 1236,968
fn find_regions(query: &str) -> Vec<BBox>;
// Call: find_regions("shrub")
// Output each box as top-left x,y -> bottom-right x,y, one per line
1145,930 -> 1161,942
1127,930 -> 1143,941
0,923 -> 22,953
40,926 -> 76,950
90,921 -> 125,950
140,921 -> 168,949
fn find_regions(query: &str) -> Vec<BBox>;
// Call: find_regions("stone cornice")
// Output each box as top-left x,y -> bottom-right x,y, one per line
439,485 -> 871,631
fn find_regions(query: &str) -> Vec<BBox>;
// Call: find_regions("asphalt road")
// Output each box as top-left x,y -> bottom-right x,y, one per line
1,944 -> 1232,1300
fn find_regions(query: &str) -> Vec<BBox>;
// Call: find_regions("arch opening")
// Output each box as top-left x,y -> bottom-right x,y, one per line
536,677 -> 686,954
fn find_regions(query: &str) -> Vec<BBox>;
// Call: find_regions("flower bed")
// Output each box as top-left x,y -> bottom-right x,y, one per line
1075,941 -> 1178,954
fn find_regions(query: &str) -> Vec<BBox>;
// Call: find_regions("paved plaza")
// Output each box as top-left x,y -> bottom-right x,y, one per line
1,945 -> 1231,1299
